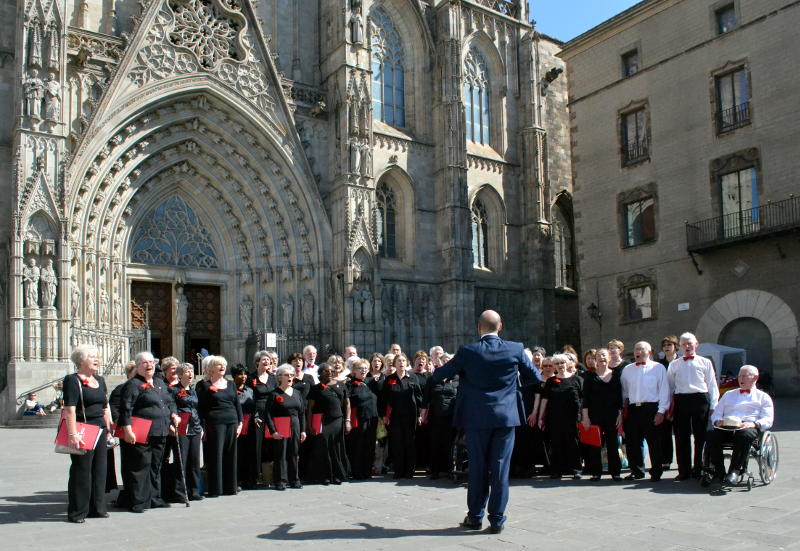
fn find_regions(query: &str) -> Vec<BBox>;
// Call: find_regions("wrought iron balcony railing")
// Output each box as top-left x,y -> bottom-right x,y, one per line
622,139 -> 649,165
717,101 -> 750,133
686,195 -> 800,252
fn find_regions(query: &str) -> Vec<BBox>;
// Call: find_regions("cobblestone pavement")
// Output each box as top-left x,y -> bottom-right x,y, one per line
2,399 -> 798,550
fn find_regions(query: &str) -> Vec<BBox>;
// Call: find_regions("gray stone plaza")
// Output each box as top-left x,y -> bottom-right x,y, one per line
2,399 -> 798,550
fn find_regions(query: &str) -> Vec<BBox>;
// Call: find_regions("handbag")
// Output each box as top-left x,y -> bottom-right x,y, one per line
55,376 -> 98,455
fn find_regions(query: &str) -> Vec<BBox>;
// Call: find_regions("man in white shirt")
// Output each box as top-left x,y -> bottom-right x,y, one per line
302,345 -> 319,384
621,341 -> 671,481
667,332 -> 719,481
706,365 -> 774,485
344,345 -> 358,360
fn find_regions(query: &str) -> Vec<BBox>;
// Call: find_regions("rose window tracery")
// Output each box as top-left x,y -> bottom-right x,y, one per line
167,0 -> 246,69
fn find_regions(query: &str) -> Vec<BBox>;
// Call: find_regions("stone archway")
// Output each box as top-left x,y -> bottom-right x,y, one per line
696,289 -> 799,395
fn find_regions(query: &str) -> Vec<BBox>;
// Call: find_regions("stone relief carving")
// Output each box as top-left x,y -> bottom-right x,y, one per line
70,275 -> 81,321
24,76 -> 44,119
44,76 -> 61,121
100,287 -> 109,325
40,259 -> 57,308
28,18 -> 43,69
301,289 -> 315,331
240,295 -> 253,333
47,21 -> 59,71
23,258 -> 41,308
261,295 -> 273,329
353,284 -> 373,324
281,294 -> 293,330
85,278 -> 95,324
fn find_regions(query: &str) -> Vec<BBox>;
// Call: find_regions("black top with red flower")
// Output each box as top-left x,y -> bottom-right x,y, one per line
379,373 -> 423,422
119,374 -> 177,437
168,384 -> 201,436
196,379 -> 244,426
265,388 -> 306,435
250,373 -> 277,419
308,382 -> 348,423
345,377 -> 379,420
62,373 -> 108,427
542,375 -> 583,422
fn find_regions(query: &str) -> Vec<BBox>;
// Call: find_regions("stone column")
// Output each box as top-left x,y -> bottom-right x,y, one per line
25,306 -> 42,360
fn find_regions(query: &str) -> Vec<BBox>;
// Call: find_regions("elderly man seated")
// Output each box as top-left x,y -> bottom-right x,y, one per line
706,365 -> 774,485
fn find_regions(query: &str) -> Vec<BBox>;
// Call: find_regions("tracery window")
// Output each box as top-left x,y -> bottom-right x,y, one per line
471,199 -> 489,269
376,182 -> 397,258
370,7 -> 405,127
552,206 -> 575,289
131,195 -> 219,269
464,47 -> 490,145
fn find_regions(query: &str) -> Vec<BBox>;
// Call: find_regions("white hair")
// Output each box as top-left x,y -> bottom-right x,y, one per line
201,355 -> 227,379
552,353 -> 569,364
740,365 -> 759,376
303,345 -> 317,354
275,364 -> 294,378
679,332 -> 698,343
345,355 -> 361,369
429,346 -> 444,357
70,344 -> 99,368
253,350 -> 271,366
134,351 -> 155,366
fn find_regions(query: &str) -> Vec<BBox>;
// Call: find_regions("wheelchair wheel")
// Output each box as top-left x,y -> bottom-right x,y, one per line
758,432 -> 779,484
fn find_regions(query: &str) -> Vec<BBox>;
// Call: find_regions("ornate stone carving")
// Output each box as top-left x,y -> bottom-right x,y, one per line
23,258 -> 41,308
301,289 -> 315,331
260,295 -> 273,329
23,75 -> 44,119
168,0 -> 246,69
281,294 -> 293,330
44,76 -> 61,121
100,287 -> 109,325
40,259 -> 57,308
70,275 -> 81,321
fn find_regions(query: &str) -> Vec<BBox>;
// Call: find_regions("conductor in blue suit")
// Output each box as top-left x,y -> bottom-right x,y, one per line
432,310 -> 539,534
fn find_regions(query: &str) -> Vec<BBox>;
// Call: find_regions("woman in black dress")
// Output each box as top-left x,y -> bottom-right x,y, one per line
306,364 -> 349,484
423,361 -> 458,479
107,361 -> 136,499
169,363 -> 203,500
118,352 -> 180,513
368,353 -> 386,383
345,359 -> 379,479
265,365 -> 307,490
538,353 -> 583,479
196,355 -> 243,497
250,350 -> 277,487
381,353 -> 423,479
233,365 -> 257,489
63,344 -> 113,523
581,348 -> 623,480
288,353 -> 314,400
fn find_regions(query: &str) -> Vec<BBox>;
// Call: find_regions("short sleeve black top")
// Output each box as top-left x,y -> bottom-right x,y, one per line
236,386 -> 256,416
290,374 -> 315,402
308,383 -> 347,423
196,380 -> 244,426
62,373 -> 108,427
169,385 -> 202,436
266,388 -> 306,434
380,373 -> 422,421
345,378 -> 378,420
542,375 -> 583,422
423,375 -> 459,417
581,370 -> 623,423
250,373 -> 277,417
118,375 -> 177,437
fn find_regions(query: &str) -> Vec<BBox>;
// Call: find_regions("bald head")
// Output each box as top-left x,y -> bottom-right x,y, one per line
478,310 -> 502,335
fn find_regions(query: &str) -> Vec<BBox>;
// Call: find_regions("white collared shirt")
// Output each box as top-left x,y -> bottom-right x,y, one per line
667,355 -> 720,409
303,364 -> 319,384
710,387 -> 774,430
620,360 -> 670,413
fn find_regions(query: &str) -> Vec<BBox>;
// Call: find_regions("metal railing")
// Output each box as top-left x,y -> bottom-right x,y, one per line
622,139 -> 649,165
472,0 -> 521,17
686,195 -> 800,252
717,101 -> 750,133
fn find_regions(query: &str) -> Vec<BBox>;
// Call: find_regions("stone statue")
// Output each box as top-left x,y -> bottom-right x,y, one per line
28,20 -> 42,68
100,287 -> 109,324
23,76 -> 43,119
281,295 -> 293,330
176,286 -> 188,327
240,295 -> 253,333
349,141 -> 362,174
85,280 -> 95,324
40,259 -> 57,308
261,295 -> 273,330
47,22 -> 59,71
113,295 -> 121,326
301,290 -> 314,329
44,77 -> 61,121
70,276 -> 81,321
348,101 -> 359,136
359,144 -> 372,176
351,13 -> 364,45
23,258 -> 40,307
363,286 -> 374,322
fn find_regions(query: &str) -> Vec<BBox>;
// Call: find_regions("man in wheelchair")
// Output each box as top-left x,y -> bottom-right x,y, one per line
706,365 -> 774,486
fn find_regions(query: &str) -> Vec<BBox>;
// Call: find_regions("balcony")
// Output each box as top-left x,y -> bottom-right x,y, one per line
717,101 -> 750,134
622,139 -> 649,166
686,195 -> 800,252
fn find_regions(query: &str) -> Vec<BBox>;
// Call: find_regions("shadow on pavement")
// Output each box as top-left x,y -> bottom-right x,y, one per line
0,491 -> 67,524
259,522 -> 468,540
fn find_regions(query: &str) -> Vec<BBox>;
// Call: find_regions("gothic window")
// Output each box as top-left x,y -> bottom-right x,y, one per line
471,199 -> 489,269
376,182 -> 397,258
370,7 -> 405,127
131,196 -> 219,269
618,272 -> 658,324
552,206 -> 575,289
464,47 -> 490,145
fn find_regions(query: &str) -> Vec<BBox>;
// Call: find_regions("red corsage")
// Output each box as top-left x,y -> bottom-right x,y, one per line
251,379 -> 258,388
79,376 -> 90,387
553,378 -> 561,383
236,390 -> 241,395
388,379 -> 397,386
320,384 -> 328,390
209,385 -> 219,393
140,382 -> 153,390
353,380 -> 362,386
276,395 -> 285,403
177,389 -> 189,399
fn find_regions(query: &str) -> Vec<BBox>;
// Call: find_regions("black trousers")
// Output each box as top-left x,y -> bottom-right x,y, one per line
160,436 -> 179,501
388,418 -> 417,478
308,417 -> 347,482
706,427 -> 759,478
624,403 -> 662,478
272,416 -> 302,484
659,417 -> 674,467
120,435 -> 167,510
68,429 -> 108,521
673,393 -> 709,476
237,426 -> 258,488
176,434 -> 202,499
587,416 -> 622,477
429,413 -> 456,476
203,423 -> 238,495
549,418 -> 580,476
346,418 -> 378,479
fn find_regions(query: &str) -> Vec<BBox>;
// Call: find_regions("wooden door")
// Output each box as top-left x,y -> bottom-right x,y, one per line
183,285 -> 221,363
131,281 -> 172,361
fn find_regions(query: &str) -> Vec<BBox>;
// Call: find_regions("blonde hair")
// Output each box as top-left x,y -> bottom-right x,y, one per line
70,344 -> 99,368
201,355 -> 228,380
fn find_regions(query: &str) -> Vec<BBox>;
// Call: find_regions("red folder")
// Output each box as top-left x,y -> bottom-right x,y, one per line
177,412 -> 191,436
264,416 -> 291,438
239,413 -> 251,436
385,404 -> 392,426
350,408 -> 359,428
55,419 -> 102,450
577,423 -> 602,447
310,413 -> 323,435
114,416 -> 152,444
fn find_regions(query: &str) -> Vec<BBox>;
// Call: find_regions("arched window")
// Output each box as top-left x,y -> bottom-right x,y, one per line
370,7 -> 405,127
376,182 -> 397,258
552,205 -> 575,289
471,199 -> 489,268
464,47 -> 490,145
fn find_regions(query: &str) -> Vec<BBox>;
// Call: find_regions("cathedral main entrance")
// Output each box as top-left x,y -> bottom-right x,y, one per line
131,281 -> 221,363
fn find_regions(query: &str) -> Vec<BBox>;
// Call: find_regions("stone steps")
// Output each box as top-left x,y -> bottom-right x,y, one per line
7,415 -> 60,429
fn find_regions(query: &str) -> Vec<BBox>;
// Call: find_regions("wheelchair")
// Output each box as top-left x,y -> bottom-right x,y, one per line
701,429 -> 779,491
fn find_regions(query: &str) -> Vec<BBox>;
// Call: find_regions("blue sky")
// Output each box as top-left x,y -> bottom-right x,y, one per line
528,1 -> 642,42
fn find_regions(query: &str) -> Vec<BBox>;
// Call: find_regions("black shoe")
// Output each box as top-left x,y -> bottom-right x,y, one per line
460,517 -> 482,530
205,494 -> 219,498
290,481 -> 303,489
332,478 -> 342,485
88,512 -> 109,518
67,518 -> 86,523
572,473 -> 582,480
322,479 -> 330,486
189,495 -> 204,501
625,473 -> 644,480
650,474 -> 662,482
612,475 -> 623,481
725,472 -> 741,486
489,525 -> 504,534
590,475 -> 602,481
129,507 -> 144,514
275,483 -> 286,491
674,473 -> 691,481
151,501 -> 171,508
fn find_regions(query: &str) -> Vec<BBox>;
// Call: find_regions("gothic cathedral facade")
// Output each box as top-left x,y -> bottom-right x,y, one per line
0,0 -> 571,421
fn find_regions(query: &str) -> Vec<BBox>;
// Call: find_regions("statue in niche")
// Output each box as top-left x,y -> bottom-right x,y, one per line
28,20 -> 42,68
381,285 -> 391,323
281,295 -> 293,331
23,258 -> 41,308
348,101 -> 359,136
349,142 -> 362,174
359,144 -> 372,177
240,296 -> 253,334
301,290 -> 314,330
362,286 -> 374,322
353,285 -> 373,323
261,295 -> 273,330
175,286 -> 188,327
44,76 -> 61,121
113,295 -> 121,327
100,288 -> 109,325
351,0 -> 362,12
350,12 -> 364,45
47,22 -> 59,71
40,259 -> 57,308
23,76 -> 43,119
70,275 -> 81,321
85,280 -> 95,324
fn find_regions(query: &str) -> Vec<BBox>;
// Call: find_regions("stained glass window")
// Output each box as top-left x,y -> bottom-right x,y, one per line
370,7 -> 405,127
131,195 -> 219,269
464,47 -> 490,145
